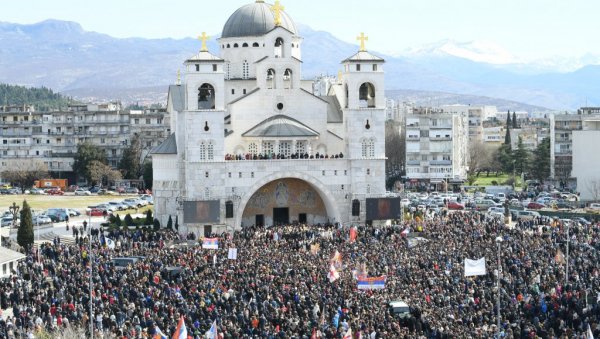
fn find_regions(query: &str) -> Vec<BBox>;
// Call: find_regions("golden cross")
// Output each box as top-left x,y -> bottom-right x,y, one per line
198,32 -> 210,52
356,32 -> 368,52
271,0 -> 285,26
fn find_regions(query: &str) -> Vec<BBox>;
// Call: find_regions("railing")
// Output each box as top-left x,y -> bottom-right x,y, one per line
430,160 -> 452,165
430,137 -> 452,141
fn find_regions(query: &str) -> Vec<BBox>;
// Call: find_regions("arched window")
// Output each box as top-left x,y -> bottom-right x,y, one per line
199,142 -> 206,161
248,142 -> 258,155
242,42 -> 248,47
344,84 -> 349,108
359,82 -> 376,108
274,37 -> 284,57
295,140 -> 306,154
262,141 -> 274,155
226,44 -> 230,48
279,141 -> 291,157
252,42 -> 260,47
198,83 -> 215,109
233,43 -> 239,48
266,69 -> 276,89
283,69 -> 293,89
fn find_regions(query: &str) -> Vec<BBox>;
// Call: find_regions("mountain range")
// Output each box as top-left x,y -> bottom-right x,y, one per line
0,19 -> 598,110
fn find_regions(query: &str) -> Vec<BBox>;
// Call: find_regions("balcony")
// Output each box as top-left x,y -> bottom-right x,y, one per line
430,137 -> 452,141
406,160 -> 420,166
430,125 -> 453,129
430,160 -> 452,166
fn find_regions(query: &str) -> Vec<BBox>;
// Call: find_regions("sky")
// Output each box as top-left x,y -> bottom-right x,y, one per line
2,0 -> 599,61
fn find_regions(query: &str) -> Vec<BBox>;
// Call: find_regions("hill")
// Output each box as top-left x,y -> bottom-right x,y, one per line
0,83 -> 74,111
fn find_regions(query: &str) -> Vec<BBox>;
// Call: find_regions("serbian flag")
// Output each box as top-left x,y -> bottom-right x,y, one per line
349,227 -> 357,243
401,228 -> 410,237
327,264 -> 340,283
205,320 -> 218,339
357,276 -> 386,290
202,238 -> 219,249
172,315 -> 187,339
331,250 -> 342,269
153,326 -> 168,339
342,327 -> 352,339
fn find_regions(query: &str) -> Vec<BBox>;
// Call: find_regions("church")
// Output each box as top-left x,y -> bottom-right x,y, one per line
152,0 -> 387,235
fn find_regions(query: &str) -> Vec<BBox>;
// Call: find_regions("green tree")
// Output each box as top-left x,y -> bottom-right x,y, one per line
512,111 -> 518,129
142,161 -> 153,190
529,137 -> 551,182
506,110 -> 511,127
88,160 -> 122,186
119,134 -> 142,179
145,210 -> 153,225
17,200 -> 34,250
512,136 -> 530,176
153,218 -> 161,231
495,144 -> 513,173
167,215 -> 173,230
0,83 -> 75,111
115,214 -> 122,226
504,124 -> 511,145
72,142 -> 107,183
174,215 -> 179,231
124,214 -> 135,226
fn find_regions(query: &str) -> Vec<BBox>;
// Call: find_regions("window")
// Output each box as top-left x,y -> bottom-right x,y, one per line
205,171 -> 209,178
205,187 -> 211,199
212,64 -> 217,72
226,62 -> 231,79
199,142 -> 206,161
344,170 -> 347,176
422,155 -> 427,161
146,118 -> 151,124
356,64 -> 361,71
207,142 -> 214,160
279,141 -> 291,157
242,60 -> 249,79
295,141 -> 306,154
231,89 -> 235,95
242,43 -> 248,47
322,170 -> 325,176
101,138 -> 105,144
266,69 -> 276,89
228,172 -> 231,178
358,82 -> 375,107
283,69 -> 293,89
274,37 -> 284,57
248,142 -> 258,155
420,130 -> 429,138
334,170 -> 337,176
251,172 -> 254,178
243,89 -> 247,94
372,64 -> 377,71
443,155 -> 451,161
262,141 -> 274,155
198,83 -> 215,109
239,172 -> 242,178
233,43 -> 238,48
134,119 -> 139,124
367,169 -> 371,175
368,138 -> 375,158
341,185 -> 344,190
195,64 -> 200,72
252,42 -> 259,47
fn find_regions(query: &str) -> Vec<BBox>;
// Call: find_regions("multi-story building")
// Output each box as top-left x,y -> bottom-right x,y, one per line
550,114 -> 585,189
482,125 -> 505,145
129,107 -> 171,161
404,107 -> 468,191
1,103 -> 169,184
441,105 -> 497,143
572,116 -> 600,200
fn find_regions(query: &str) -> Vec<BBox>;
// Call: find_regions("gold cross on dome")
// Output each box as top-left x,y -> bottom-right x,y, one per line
271,0 -> 285,26
198,32 -> 210,52
357,32 -> 368,52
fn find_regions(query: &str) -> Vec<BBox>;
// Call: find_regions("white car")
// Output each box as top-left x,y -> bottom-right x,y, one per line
34,215 -> 53,225
74,188 -> 92,196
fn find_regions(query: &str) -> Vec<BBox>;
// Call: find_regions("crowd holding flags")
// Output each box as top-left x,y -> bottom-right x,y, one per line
205,320 -> 218,339
153,325 -> 168,339
349,226 -> 357,243
172,315 -> 188,339
357,276 -> 386,290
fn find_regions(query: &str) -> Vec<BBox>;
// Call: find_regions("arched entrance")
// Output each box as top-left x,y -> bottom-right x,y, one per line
235,172 -> 341,228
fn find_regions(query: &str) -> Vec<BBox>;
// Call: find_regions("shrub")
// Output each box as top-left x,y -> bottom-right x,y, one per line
124,214 -> 135,226
153,218 -> 160,231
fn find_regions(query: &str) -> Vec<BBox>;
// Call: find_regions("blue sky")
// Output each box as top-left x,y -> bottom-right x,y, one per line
2,0 -> 598,60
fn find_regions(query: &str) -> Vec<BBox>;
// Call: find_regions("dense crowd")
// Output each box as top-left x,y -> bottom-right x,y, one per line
1,211 -> 599,338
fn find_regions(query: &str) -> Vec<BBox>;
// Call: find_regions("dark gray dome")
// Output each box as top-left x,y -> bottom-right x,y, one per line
221,2 -> 297,38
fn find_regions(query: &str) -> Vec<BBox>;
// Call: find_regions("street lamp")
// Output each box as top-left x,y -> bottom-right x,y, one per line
495,236 -> 503,336
565,221 -> 570,285
9,202 -> 19,229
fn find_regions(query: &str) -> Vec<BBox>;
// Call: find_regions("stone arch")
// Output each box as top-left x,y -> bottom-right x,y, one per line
252,42 -> 260,47
274,37 -> 284,57
233,43 -> 239,48
235,171 -> 342,229
198,83 -> 215,109
266,68 -> 276,89
242,42 -> 249,47
283,68 -> 293,89
359,82 -> 376,108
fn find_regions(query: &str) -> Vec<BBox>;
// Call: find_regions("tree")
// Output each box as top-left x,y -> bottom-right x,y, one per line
529,137 -> 551,182
88,160 -> 122,186
174,215 -> 179,231
124,214 -> 135,226
17,200 -> 34,251
119,134 -> 142,179
142,161 -> 153,190
1,159 -> 48,191
506,110 -> 511,127
468,141 -> 487,176
512,136 -> 530,176
504,124 -> 511,146
494,144 -> 513,174
72,142 -> 107,183
153,218 -> 161,231
512,111 -> 518,129
145,210 -> 153,225
167,215 -> 173,230
585,179 -> 600,201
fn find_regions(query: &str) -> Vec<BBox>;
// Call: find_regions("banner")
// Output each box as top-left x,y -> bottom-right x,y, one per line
202,238 -> 219,249
349,227 -> 357,243
310,243 -> 320,255
228,248 -> 238,260
357,276 -> 386,290
407,237 -> 429,249
464,257 -> 486,276
105,238 -> 116,250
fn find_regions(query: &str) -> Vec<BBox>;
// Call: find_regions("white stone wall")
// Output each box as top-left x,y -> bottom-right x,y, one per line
572,130 -> 600,200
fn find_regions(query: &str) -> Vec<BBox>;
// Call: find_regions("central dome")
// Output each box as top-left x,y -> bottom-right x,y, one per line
221,1 -> 297,38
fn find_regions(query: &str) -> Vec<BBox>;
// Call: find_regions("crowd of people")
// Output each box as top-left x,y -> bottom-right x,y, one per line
0,210 -> 599,338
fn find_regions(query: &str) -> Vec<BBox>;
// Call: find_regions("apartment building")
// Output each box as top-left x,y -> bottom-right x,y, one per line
441,105 -> 497,143
572,116 -> 600,200
405,107 -> 468,191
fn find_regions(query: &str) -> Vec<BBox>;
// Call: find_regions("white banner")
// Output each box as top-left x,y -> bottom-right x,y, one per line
228,248 -> 238,260
464,257 -> 486,277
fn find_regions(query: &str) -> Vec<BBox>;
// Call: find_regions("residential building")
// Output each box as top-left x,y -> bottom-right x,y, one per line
441,105 -> 497,143
129,107 -> 171,161
571,117 -> 600,200
404,107 -> 468,191
549,114 -> 585,189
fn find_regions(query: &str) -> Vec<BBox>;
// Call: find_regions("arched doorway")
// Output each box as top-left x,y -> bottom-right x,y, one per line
236,173 -> 341,228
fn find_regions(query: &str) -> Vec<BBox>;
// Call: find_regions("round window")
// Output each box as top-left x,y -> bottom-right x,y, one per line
277,103 -> 284,110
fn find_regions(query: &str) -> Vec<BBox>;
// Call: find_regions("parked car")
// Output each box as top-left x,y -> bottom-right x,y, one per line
587,203 -> 600,212
86,208 -> 104,216
30,188 -> 47,195
33,215 -> 53,225
1,216 -> 18,227
66,208 -> 81,217
74,188 -> 92,196
108,201 -> 127,211
125,187 -> 139,194
574,217 -> 591,226
89,186 -> 101,193
139,194 -> 154,205
46,208 -> 68,222
447,201 -> 465,210
515,210 -> 541,221
46,188 -> 64,195
96,204 -> 117,213
527,202 -> 545,210
123,198 -> 143,208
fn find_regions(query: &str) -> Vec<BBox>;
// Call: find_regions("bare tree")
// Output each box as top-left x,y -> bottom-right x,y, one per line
586,179 -> 600,201
89,160 -> 122,186
468,141 -> 487,176
1,158 -> 48,191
